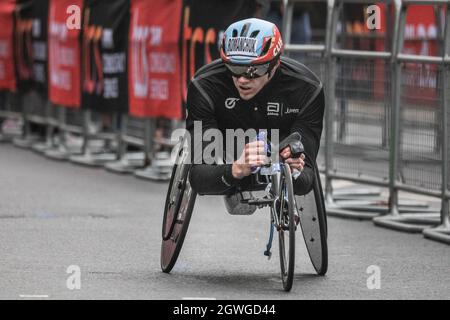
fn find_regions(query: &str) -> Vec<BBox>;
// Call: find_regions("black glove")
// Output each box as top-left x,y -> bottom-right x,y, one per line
278,132 -> 304,158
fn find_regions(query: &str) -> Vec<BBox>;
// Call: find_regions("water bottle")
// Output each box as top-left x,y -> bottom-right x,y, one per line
251,131 -> 267,174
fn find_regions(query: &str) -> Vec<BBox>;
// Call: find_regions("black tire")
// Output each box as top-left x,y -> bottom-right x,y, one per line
312,165 -> 328,275
314,163 -> 328,238
296,163 -> 328,276
278,165 -> 296,292
161,138 -> 197,273
161,166 -> 196,273
162,159 -> 189,240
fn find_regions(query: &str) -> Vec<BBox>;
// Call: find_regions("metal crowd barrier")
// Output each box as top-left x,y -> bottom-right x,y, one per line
30,100 -> 59,154
69,110 -> 120,167
104,115 -> 150,174
103,115 -> 182,181
281,0 -> 332,172
44,106 -> 85,160
134,119 -> 182,182
323,0 -> 405,219
373,0 -> 448,233
12,90 -> 47,148
422,0 -> 450,244
0,91 -> 23,142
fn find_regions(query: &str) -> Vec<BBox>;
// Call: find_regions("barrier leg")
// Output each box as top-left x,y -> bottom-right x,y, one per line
104,114 -> 147,174
134,118 -> 178,182
69,111 -> 119,167
0,92 -> 23,142
423,199 -> 450,244
13,92 -> 42,148
30,101 -> 56,153
423,27 -> 450,243
325,180 -> 387,220
44,107 -> 84,160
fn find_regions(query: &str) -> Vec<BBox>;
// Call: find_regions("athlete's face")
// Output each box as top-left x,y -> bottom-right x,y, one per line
232,74 -> 270,100
232,66 -> 278,100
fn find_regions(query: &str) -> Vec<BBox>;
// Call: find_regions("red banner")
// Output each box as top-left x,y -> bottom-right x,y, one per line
128,0 -> 182,119
403,5 -> 439,104
373,4 -> 439,103
0,0 -> 16,91
404,5 -> 438,56
48,0 -> 83,108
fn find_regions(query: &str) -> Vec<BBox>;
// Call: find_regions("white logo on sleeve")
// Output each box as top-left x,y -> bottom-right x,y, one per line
225,98 -> 239,109
285,107 -> 299,114
267,102 -> 280,116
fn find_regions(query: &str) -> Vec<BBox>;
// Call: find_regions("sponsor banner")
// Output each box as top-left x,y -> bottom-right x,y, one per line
31,0 -> 49,95
128,0 -> 182,119
82,0 -> 130,114
0,0 -> 16,91
373,4 -> 439,102
403,5 -> 439,104
48,0 -> 83,108
15,0 -> 34,92
180,0 -> 256,103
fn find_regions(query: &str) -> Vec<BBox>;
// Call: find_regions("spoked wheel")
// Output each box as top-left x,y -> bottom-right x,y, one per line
277,165 -> 296,291
161,137 -> 197,273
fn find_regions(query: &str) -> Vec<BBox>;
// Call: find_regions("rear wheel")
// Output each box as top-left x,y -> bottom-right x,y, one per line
278,165 -> 296,291
296,163 -> 328,275
161,138 -> 197,273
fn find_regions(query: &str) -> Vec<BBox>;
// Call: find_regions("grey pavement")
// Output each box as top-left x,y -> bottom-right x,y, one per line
0,143 -> 449,300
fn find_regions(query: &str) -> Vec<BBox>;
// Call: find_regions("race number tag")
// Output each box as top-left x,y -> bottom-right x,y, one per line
226,37 -> 258,57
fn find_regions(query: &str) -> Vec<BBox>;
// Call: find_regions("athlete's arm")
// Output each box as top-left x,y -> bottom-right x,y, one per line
186,81 -> 243,195
285,86 -> 325,195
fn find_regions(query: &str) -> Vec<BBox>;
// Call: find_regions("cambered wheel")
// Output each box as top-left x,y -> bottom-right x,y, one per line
296,163 -> 328,276
161,139 -> 197,273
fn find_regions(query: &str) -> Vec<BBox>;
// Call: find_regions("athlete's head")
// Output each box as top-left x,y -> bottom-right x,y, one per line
220,18 -> 283,100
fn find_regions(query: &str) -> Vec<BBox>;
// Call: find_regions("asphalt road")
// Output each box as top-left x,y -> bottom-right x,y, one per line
0,143 -> 449,300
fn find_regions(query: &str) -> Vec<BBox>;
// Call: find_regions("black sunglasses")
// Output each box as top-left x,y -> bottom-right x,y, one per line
225,62 -> 272,79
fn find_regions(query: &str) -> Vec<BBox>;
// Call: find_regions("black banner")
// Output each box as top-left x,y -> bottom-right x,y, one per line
14,0 -> 34,92
31,0 -> 48,96
180,0 -> 256,103
82,0 -> 130,114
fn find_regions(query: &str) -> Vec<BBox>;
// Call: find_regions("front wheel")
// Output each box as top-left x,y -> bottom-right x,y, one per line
277,165 -> 296,291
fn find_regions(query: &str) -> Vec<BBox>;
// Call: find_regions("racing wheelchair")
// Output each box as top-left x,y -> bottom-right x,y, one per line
160,133 -> 327,292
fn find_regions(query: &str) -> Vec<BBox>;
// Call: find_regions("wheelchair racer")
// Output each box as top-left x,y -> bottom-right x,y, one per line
186,18 -> 325,214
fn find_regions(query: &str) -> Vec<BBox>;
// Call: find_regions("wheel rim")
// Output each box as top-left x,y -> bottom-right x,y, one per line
161,177 -> 196,272
296,168 -> 328,276
162,142 -> 189,240
161,137 -> 196,273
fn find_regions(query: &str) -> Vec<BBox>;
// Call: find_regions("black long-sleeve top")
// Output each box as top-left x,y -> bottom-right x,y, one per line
186,57 -> 325,196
